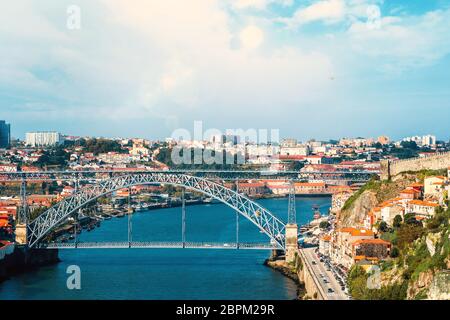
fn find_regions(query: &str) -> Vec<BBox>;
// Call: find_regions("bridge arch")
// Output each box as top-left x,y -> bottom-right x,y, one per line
27,173 -> 286,249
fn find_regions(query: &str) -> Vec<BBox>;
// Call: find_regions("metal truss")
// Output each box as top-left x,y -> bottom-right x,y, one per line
1,169 -> 378,182
27,173 -> 287,249
37,241 -> 277,250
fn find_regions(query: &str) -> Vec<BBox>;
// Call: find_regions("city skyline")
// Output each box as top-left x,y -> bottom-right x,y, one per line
2,0 -> 450,140
2,123 -> 446,145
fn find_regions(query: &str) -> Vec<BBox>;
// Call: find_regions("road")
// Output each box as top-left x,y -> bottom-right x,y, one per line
302,247 -> 348,300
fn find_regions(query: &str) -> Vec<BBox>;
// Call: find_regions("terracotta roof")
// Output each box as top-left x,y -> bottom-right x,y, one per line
408,200 -> 439,207
400,189 -> 419,194
294,182 -> 326,187
352,238 -> 391,246
339,227 -> 374,237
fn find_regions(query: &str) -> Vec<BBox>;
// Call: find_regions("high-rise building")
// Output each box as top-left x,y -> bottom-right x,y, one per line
422,135 -> 436,147
25,131 -> 64,147
0,120 -> 11,148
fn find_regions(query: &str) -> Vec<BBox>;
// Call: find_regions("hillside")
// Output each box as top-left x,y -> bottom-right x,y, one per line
347,207 -> 449,300
340,170 -> 450,300
339,169 -> 447,227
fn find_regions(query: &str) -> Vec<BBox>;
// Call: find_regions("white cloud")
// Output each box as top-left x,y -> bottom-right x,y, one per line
240,25 -> 265,49
347,8 -> 450,70
278,0 -> 383,27
0,0 -> 333,129
231,0 -> 293,10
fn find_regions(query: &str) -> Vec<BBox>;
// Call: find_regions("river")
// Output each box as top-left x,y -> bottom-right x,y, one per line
0,196 -> 331,300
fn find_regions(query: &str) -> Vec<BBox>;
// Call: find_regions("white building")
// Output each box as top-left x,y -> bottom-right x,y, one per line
424,176 -> 446,198
401,134 -> 436,147
279,145 -> 310,156
422,135 -> 436,147
26,132 -> 63,147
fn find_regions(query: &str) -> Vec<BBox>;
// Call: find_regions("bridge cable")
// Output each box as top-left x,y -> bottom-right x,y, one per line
236,179 -> 239,249
74,177 -> 78,248
128,186 -> 132,247
182,188 -> 186,248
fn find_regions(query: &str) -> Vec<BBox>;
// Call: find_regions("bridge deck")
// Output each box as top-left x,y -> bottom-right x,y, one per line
38,241 -> 279,250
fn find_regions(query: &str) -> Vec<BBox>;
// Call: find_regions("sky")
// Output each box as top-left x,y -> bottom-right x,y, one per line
1,0 -> 450,141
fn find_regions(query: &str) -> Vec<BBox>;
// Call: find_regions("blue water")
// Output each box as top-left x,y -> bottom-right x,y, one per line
0,197 -> 331,300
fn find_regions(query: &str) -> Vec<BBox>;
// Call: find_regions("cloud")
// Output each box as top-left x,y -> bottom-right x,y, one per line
347,8 -> 450,70
0,0 -> 333,132
231,0 -> 293,10
280,0 -> 346,27
278,0 -> 383,27
1,0 -> 449,139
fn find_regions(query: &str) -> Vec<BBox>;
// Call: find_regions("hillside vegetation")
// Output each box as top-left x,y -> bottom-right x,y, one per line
342,170 -> 450,300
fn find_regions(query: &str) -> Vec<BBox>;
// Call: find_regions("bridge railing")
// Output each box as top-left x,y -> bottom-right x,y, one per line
37,241 -> 278,250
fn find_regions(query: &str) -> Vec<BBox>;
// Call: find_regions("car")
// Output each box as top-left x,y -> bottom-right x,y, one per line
312,261 -> 317,265
320,259 -> 324,262
328,288 -> 334,293
341,286 -> 346,291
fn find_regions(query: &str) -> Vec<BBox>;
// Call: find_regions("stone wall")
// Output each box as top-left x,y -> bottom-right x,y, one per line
297,249 -> 325,300
381,152 -> 450,180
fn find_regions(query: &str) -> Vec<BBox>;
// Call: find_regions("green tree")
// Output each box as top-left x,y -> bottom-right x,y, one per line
378,221 -> 389,232
319,221 -> 330,230
393,215 -> 403,228
397,224 -> 424,249
390,246 -> 400,258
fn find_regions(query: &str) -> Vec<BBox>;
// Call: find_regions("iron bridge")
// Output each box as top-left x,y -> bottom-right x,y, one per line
26,172 -> 287,250
37,242 -> 278,250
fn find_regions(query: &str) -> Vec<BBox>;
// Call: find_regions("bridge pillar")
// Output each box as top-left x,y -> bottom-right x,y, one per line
285,223 -> 298,264
15,223 -> 28,245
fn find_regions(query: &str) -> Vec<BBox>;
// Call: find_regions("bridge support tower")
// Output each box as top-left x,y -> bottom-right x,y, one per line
285,223 -> 298,263
16,177 -> 29,246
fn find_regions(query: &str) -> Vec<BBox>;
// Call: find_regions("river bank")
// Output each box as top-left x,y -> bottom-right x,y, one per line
264,257 -> 306,300
0,246 -> 60,283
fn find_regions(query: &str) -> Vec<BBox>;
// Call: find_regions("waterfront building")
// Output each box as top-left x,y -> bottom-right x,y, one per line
25,131 -> 63,147
0,120 -> 11,148
0,164 -> 17,172
330,227 -> 375,269
319,235 -> 331,256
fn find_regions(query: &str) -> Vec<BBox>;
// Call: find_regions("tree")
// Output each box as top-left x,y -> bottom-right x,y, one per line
390,247 -> 400,258
404,213 -> 418,225
84,138 -> 124,155
36,147 -> 70,168
400,141 -> 418,150
397,224 -> 424,249
378,221 -> 389,232
393,215 -> 403,228
319,221 -> 330,230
